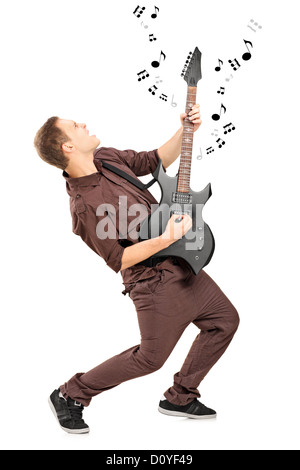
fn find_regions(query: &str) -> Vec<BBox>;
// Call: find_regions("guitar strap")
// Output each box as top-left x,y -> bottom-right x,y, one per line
99,159 -> 157,191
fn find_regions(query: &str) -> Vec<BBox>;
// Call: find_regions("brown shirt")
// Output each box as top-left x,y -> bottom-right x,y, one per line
62,146 -> 163,282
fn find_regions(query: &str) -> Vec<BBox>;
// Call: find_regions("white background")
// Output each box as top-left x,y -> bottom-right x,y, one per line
1,0 -> 299,450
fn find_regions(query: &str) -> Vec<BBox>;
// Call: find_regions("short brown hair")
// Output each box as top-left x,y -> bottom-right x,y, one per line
34,116 -> 70,170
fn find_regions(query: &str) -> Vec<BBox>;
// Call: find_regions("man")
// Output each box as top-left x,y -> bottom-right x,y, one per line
34,106 -> 239,434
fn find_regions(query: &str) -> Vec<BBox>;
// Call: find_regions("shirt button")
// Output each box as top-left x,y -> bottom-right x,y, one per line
76,194 -> 80,198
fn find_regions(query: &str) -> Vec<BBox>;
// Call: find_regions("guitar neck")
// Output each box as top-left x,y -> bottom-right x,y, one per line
177,86 -> 197,193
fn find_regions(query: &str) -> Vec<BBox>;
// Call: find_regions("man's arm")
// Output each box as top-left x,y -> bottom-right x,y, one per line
157,104 -> 202,169
120,214 -> 192,270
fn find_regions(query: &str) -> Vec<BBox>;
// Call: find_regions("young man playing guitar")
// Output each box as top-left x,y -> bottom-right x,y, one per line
34,105 -> 239,434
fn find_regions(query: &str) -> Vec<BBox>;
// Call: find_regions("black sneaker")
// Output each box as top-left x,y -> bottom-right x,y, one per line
158,397 -> 216,419
48,389 -> 90,434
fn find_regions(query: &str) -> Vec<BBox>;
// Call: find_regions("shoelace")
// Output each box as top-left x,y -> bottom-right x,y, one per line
67,400 -> 84,421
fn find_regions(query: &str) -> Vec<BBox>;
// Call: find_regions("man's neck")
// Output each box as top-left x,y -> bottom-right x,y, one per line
65,154 -> 98,178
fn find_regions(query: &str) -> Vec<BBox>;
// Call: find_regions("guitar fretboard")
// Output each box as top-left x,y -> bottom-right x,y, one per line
177,86 -> 197,193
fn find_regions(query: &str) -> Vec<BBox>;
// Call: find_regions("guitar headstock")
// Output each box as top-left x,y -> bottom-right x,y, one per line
181,47 -> 202,86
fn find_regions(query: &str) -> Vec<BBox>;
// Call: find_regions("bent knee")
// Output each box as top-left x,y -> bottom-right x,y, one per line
229,305 -> 240,334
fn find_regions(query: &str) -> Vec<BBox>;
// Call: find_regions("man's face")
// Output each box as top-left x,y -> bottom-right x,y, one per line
56,119 -> 100,154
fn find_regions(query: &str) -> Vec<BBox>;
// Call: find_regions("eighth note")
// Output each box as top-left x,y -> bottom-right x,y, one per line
148,85 -> 158,95
212,104 -> 226,121
215,59 -> 223,72
159,94 -> 167,102
216,138 -> 225,149
242,39 -> 253,61
149,33 -> 157,42
228,58 -> 241,71
223,122 -> 236,134
137,70 -> 149,81
206,147 -> 215,155
217,86 -> 225,95
151,51 -> 166,68
133,6 -> 145,18
151,6 -> 159,18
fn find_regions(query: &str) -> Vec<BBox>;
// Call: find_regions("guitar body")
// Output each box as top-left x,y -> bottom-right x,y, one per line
139,161 -> 215,274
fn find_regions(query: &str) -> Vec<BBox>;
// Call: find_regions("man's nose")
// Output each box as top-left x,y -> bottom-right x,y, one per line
79,123 -> 86,129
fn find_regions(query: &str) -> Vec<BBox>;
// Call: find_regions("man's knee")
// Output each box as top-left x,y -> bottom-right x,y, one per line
229,305 -> 240,335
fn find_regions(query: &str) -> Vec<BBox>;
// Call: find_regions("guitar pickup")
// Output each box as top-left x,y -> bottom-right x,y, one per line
172,192 -> 192,204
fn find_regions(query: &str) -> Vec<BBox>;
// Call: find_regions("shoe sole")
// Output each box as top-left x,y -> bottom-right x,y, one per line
48,396 -> 90,434
158,406 -> 217,419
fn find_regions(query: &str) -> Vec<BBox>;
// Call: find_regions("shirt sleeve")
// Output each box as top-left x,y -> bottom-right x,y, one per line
117,148 -> 163,176
72,206 -> 125,274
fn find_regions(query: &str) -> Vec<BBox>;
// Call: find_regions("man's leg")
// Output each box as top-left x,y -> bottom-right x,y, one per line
59,267 -> 191,407
163,269 -> 240,406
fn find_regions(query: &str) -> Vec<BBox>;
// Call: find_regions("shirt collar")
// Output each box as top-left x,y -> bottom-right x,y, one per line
62,152 -> 103,197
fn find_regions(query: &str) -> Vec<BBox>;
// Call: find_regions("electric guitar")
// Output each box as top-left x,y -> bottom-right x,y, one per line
139,47 -> 215,275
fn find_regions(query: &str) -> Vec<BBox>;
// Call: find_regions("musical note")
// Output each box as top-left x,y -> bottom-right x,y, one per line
148,85 -> 158,95
228,58 -> 241,71
247,19 -> 262,32
215,59 -> 223,72
216,138 -> 225,148
211,129 -> 219,137
217,86 -> 225,95
196,148 -> 203,160
151,51 -> 166,68
171,95 -> 177,107
137,70 -> 149,81
141,21 -> 148,29
242,39 -> 253,61
155,76 -> 162,84
149,33 -> 157,42
159,93 -> 167,102
151,6 -> 159,19
206,147 -> 215,155
212,104 -> 226,121
223,123 -> 236,134
225,74 -> 233,82
133,5 -> 145,18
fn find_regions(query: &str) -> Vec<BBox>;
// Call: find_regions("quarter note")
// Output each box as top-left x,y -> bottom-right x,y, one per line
212,104 -> 226,121
151,6 -> 159,19
242,39 -> 253,61
137,70 -> 149,81
151,50 -> 166,68
133,6 -> 145,18
215,59 -> 223,72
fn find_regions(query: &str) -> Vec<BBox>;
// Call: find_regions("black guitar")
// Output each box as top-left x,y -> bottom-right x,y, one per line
139,47 -> 215,275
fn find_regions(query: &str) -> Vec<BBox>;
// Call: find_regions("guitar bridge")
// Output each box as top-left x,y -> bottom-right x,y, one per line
172,192 -> 192,204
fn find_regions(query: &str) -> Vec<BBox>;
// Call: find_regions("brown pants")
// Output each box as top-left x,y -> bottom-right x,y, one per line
60,258 -> 239,407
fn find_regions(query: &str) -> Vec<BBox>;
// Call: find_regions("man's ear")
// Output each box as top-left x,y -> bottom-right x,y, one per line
62,142 -> 75,153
